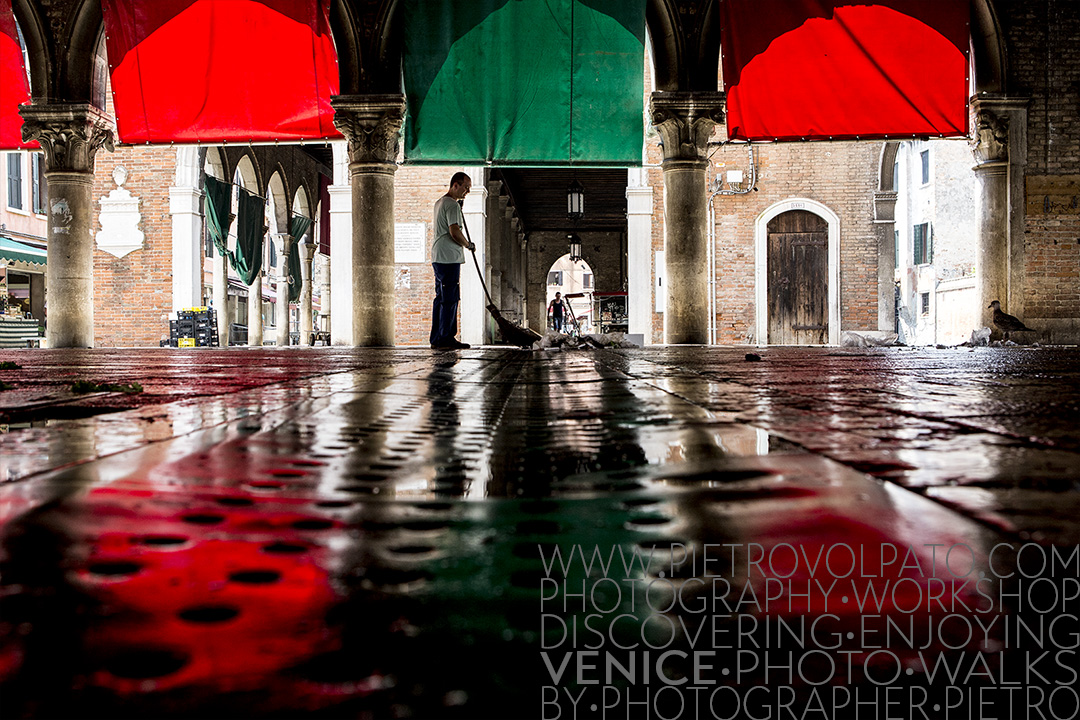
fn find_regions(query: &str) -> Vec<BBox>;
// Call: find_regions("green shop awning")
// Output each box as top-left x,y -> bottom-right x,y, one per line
402,0 -> 646,166
0,237 -> 47,266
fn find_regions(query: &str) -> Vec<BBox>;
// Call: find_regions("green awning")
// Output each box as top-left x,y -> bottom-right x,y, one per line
402,0 -> 645,166
204,175 -> 233,257
232,189 -> 265,286
288,214 -> 313,303
0,237 -> 47,266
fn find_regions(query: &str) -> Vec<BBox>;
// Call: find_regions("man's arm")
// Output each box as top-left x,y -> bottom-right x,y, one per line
448,223 -> 472,249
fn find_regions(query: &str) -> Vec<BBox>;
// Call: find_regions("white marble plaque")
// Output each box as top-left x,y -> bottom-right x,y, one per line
395,222 -> 426,264
96,166 -> 144,258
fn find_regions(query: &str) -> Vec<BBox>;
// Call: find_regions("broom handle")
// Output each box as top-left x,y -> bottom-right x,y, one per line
458,204 -> 496,307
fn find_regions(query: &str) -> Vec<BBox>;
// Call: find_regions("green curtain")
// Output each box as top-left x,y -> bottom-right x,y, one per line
232,190 -> 265,286
204,175 -> 233,256
288,214 -> 313,303
402,0 -> 645,166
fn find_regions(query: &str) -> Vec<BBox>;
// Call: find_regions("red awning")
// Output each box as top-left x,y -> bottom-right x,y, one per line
0,0 -> 37,149
721,1 -> 969,142
101,0 -> 342,144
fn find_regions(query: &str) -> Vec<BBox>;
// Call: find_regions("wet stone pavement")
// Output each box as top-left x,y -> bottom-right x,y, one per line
0,346 -> 1078,719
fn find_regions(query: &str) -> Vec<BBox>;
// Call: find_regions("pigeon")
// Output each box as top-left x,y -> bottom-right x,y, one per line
988,300 -> 1034,341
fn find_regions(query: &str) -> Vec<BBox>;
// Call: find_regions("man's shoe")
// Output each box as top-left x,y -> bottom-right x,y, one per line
450,340 -> 471,349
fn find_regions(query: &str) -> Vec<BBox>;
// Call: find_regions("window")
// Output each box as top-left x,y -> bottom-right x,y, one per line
31,153 -> 45,214
892,160 -> 899,190
7,153 -> 23,210
894,230 -> 900,267
547,270 -> 563,285
913,223 -> 931,265
583,273 -> 592,289
920,149 -> 930,185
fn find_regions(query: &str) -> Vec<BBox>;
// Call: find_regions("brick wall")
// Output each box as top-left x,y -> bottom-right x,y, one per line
91,143 -> 176,347
392,166 -> 453,345
1007,0 -> 1080,324
641,128 -> 881,344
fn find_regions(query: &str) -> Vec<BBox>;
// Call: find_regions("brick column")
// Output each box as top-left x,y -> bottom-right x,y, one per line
331,94 -> 405,346
19,103 -> 114,348
649,92 -> 725,344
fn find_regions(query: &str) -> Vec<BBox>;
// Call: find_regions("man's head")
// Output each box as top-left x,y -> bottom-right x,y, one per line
449,172 -> 471,200
555,292 -> 561,299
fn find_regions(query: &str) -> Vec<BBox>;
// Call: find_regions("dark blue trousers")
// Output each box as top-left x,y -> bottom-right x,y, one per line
430,262 -> 461,346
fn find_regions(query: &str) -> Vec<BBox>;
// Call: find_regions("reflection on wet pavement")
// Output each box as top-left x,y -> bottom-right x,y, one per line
1,347 -> 1078,718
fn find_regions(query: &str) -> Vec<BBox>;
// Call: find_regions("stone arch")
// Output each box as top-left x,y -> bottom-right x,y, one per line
10,0 -> 48,100
878,142 -> 901,193
971,0 -> 1006,94
203,147 -> 227,181
292,185 -> 312,226
63,0 -> 106,105
232,152 -> 261,196
527,231 -> 620,332
267,169 -> 289,235
754,198 -> 841,346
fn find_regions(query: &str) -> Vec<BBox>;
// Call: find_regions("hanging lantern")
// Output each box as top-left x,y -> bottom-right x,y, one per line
567,179 -> 584,220
568,233 -> 582,262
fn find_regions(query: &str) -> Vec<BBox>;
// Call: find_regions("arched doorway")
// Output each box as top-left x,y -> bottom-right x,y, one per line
545,254 -> 595,333
755,199 -> 840,345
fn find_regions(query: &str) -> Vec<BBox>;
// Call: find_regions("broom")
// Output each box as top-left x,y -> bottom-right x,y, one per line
459,209 -> 542,348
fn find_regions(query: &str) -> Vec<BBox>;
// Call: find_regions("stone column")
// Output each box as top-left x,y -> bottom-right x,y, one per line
299,240 -> 315,344
970,96 -> 1029,332
626,168 -> 654,342
247,272 -> 263,346
213,251 -> 229,345
19,103 -> 114,348
331,94 -> 406,347
490,196 -> 509,316
504,214 -> 519,312
483,182 -> 502,343
649,92 -> 725,345
319,253 -> 331,340
272,233 -> 294,346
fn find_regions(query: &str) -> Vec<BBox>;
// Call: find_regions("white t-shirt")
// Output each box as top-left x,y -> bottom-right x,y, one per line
432,195 -> 465,264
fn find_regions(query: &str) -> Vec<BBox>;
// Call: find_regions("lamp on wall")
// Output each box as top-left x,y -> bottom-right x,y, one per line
567,179 -> 584,220
567,233 -> 582,262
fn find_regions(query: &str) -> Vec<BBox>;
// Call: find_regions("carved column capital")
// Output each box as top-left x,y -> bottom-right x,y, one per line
299,240 -> 317,263
649,92 -> 726,163
969,96 -> 1030,167
971,108 -> 1009,164
331,94 -> 406,166
19,103 -> 115,173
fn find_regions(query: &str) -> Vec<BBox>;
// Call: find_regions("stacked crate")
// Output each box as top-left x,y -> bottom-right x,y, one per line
166,308 -> 219,347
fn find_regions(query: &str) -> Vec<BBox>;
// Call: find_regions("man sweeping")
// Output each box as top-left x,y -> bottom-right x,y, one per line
429,172 -> 474,350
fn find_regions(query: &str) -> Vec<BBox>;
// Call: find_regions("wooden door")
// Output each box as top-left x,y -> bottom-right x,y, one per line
767,210 -> 828,345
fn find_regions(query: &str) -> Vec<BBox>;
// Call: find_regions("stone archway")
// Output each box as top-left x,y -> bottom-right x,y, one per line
755,199 -> 841,346
526,231 -> 624,335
